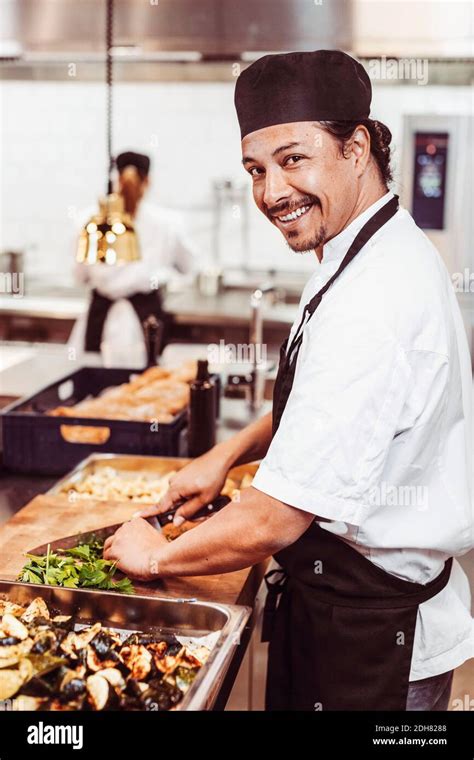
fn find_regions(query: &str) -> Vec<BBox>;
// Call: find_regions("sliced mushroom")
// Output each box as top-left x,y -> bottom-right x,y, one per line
119,645 -> 152,681
100,668 -> 126,693
21,598 -> 50,624
0,668 -> 25,700
0,601 -> 24,618
1,614 -> 29,641
60,623 -> 102,659
0,659 -> 33,700
86,673 -> 117,711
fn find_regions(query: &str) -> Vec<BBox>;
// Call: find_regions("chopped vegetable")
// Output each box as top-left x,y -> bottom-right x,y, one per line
18,539 -> 135,594
0,597 -> 211,710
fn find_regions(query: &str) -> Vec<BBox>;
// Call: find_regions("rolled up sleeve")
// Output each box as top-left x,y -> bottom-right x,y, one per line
253,305 -> 412,525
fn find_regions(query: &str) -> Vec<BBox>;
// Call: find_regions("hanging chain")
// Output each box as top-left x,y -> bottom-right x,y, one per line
106,0 -> 114,194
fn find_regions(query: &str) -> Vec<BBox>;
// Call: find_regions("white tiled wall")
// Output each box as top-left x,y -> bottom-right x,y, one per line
0,79 -> 472,281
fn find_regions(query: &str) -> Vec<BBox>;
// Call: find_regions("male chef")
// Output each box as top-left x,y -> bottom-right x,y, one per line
104,51 -> 473,711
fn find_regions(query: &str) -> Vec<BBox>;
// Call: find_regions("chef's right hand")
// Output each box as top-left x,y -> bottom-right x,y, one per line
134,449 -> 229,525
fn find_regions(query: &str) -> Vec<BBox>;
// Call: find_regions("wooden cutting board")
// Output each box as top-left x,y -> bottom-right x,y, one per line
0,494 -> 267,606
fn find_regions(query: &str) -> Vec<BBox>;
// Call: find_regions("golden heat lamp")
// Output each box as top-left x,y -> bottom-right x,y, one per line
76,0 -> 140,266
76,193 -> 140,265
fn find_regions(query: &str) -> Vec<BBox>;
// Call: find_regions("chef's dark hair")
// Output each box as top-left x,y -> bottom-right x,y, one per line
116,151 -> 150,179
318,120 -> 393,187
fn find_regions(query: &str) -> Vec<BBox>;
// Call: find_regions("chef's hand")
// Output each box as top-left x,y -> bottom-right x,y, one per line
133,448 -> 229,525
103,518 -> 168,581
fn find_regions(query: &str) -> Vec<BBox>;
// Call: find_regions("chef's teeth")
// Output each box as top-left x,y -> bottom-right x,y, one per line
279,205 -> 311,222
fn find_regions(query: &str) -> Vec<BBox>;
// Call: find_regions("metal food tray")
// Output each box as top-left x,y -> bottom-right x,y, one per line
0,580 -> 250,711
48,453 -> 260,502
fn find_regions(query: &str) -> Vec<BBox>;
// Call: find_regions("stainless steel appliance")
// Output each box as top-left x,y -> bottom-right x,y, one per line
401,114 -> 473,362
401,114 -> 473,279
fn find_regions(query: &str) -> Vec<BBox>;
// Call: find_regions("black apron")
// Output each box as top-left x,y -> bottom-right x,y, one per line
84,289 -> 169,353
263,195 -> 453,711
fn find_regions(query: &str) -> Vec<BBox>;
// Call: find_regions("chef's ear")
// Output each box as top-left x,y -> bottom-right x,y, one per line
349,125 -> 371,177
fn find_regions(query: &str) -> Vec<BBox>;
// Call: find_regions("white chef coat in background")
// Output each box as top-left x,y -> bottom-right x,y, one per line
253,191 -> 474,681
69,201 -> 197,365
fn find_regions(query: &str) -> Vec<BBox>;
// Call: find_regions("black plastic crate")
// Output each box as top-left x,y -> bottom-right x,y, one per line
1,366 -> 189,475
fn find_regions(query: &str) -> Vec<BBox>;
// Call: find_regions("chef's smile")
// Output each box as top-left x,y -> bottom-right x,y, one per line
268,198 -> 323,245
272,201 -> 314,227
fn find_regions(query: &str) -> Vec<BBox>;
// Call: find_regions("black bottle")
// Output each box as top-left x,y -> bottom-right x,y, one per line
143,315 -> 164,368
188,359 -> 216,457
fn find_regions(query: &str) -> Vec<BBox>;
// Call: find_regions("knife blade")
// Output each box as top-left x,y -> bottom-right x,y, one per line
27,494 -> 231,556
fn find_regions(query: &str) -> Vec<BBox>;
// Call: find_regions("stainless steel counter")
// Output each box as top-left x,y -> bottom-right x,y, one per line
166,289 -> 298,328
0,284 -> 299,328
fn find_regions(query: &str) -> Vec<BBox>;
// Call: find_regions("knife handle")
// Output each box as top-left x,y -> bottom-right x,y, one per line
156,494 -> 231,527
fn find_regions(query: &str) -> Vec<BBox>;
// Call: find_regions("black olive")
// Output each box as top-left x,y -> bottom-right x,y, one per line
60,678 -> 86,703
0,636 -> 21,646
166,643 -> 182,657
91,632 -> 117,659
31,635 -> 54,654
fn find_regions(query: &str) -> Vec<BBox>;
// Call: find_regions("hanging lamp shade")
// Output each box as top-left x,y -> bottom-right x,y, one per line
76,0 -> 140,266
76,193 -> 140,265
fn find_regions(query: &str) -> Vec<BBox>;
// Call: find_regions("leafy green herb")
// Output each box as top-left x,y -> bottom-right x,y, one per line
18,538 -> 135,594
65,544 -> 91,561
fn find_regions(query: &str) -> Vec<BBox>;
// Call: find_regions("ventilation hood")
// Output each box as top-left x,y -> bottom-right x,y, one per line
0,0 -> 352,61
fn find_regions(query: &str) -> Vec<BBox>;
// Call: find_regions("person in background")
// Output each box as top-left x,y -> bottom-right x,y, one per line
69,151 -> 197,364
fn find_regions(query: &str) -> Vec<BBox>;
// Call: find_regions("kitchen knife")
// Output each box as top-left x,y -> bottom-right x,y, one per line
154,493 -> 230,527
27,494 -> 231,556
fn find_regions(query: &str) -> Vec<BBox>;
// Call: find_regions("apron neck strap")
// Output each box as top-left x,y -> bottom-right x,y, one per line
287,194 -> 399,365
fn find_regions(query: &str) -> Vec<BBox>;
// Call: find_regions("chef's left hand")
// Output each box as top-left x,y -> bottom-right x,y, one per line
103,518 -> 168,581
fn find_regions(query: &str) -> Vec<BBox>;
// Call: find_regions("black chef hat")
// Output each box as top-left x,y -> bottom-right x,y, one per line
116,151 -> 151,178
235,50 -> 371,139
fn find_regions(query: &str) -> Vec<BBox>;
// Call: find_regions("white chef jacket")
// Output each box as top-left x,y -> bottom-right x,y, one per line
253,191 -> 474,681
69,201 -> 197,365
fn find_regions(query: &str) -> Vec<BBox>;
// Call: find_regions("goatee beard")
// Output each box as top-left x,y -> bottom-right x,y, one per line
286,224 -> 327,254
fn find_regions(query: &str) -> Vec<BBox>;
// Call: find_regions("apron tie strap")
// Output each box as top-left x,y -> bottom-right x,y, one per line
261,568 -> 289,643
